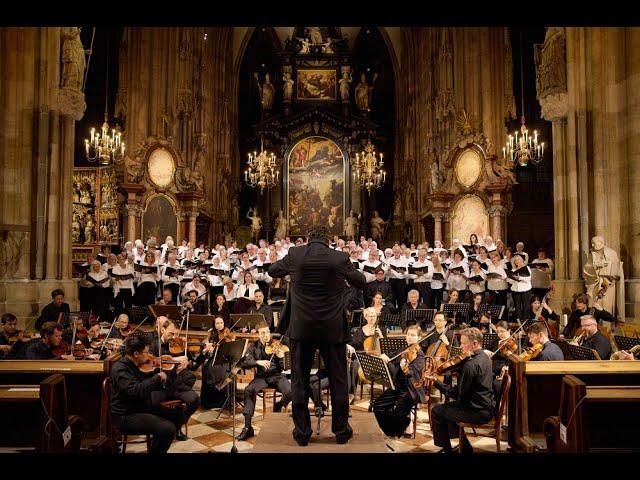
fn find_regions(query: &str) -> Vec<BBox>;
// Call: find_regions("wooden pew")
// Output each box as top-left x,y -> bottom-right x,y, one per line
0,353 -> 119,446
507,357 -> 640,452
544,375 -> 640,452
0,374 -> 84,452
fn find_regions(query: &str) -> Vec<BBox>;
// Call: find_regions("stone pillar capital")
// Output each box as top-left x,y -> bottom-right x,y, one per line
57,87 -> 86,121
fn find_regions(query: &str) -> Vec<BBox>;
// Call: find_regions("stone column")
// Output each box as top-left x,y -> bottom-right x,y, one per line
433,213 -> 443,243
488,204 -> 506,242
122,184 -> 145,243
188,212 -> 198,245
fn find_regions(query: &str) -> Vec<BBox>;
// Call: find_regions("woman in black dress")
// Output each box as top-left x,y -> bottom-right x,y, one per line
199,315 -> 236,408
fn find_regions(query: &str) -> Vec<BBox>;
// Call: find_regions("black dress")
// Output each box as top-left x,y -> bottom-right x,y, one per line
200,331 -> 233,409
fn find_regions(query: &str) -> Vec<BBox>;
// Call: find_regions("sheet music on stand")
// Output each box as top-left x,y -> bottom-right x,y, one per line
68,311 -> 92,325
482,333 -> 499,351
211,338 -> 248,370
402,309 -> 436,330
613,335 -> 640,351
553,340 -> 601,360
188,314 -> 215,331
519,318 -> 541,332
129,306 -> 151,324
440,303 -> 470,325
380,337 -> 408,356
229,313 -> 265,332
148,304 -> 181,322
378,313 -> 401,331
57,312 -> 70,328
349,309 -> 363,328
354,351 -> 394,390
450,345 -> 463,357
477,304 -> 505,322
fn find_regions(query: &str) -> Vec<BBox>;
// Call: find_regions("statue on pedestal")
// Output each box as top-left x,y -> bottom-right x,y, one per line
84,216 -> 95,244
370,210 -> 387,243
339,70 -> 352,102
344,210 -> 359,240
275,210 -> 288,240
60,27 -> 86,91
246,207 -> 262,243
583,236 -> 625,323
355,73 -> 370,112
283,72 -> 294,102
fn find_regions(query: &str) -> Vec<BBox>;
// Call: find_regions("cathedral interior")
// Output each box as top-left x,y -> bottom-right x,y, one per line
0,26 -> 639,456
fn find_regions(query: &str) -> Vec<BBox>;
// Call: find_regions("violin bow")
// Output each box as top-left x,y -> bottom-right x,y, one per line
387,327 -> 438,361
70,319 -> 77,356
100,314 -> 121,357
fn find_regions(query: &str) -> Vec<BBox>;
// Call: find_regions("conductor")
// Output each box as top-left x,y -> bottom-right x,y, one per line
269,226 -> 366,446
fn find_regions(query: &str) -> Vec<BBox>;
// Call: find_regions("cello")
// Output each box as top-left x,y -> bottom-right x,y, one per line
535,285 -> 558,339
357,315 -> 383,384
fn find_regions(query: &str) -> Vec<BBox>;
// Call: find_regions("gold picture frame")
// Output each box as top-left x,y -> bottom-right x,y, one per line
296,69 -> 337,101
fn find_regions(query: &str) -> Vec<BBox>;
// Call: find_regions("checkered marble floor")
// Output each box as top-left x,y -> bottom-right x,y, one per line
123,380 -> 509,453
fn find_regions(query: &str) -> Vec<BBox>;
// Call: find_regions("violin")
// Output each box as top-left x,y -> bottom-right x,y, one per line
435,350 -> 473,375
168,337 -> 207,356
497,336 -> 519,355
4,330 -> 35,345
119,325 -> 133,338
511,342 -> 543,361
264,339 -> 289,357
211,328 -> 236,348
400,343 -> 421,375
138,354 -> 183,373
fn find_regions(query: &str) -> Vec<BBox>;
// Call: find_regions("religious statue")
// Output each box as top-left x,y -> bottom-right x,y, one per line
177,152 -> 205,192
344,210 -> 359,240
60,27 -> 86,91
275,210 -> 288,240
299,38 -> 310,54
583,236 -> 625,323
370,210 -> 387,243
246,207 -> 262,243
125,154 -> 144,183
84,216 -> 95,244
231,198 -> 239,225
256,73 -> 275,111
308,27 -> 323,45
80,184 -> 92,205
72,217 -> 81,244
339,70 -> 352,102
282,72 -> 294,102
355,73 -> 370,112
73,182 -> 81,204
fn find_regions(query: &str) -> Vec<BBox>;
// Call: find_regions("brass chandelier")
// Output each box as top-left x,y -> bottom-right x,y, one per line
244,138 -> 279,193
352,140 -> 386,193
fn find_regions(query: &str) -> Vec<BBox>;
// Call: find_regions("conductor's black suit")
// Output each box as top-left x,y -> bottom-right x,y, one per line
269,238 -> 366,444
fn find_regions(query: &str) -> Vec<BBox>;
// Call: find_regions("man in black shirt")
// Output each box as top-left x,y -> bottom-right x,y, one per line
579,315 -> 612,360
248,290 -> 273,328
183,290 -> 207,314
561,293 -> 614,339
399,290 -> 426,331
527,322 -> 564,361
110,335 -> 179,454
427,327 -> 495,453
35,289 -> 70,330
365,268 -> 393,308
149,317 -> 200,440
25,322 -> 75,360
236,321 -> 292,441
0,313 -> 19,358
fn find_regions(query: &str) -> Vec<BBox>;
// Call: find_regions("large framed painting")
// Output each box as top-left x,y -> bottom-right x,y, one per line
142,194 -> 178,243
286,136 -> 346,236
296,69 -> 337,100
451,194 -> 489,244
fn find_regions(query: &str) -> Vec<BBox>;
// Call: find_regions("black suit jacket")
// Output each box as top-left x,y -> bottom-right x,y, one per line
268,239 -> 366,344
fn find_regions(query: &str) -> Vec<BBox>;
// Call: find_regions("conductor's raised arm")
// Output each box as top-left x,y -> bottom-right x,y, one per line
268,253 -> 291,278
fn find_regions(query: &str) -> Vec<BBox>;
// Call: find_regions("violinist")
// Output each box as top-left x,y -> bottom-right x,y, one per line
107,313 -> 131,340
63,314 -> 101,348
526,322 -> 563,361
149,317 -> 200,440
183,289 -> 208,315
579,315 -> 611,360
484,321 -> 518,376
25,322 -> 75,360
156,287 -> 177,306
561,294 -> 614,339
467,293 -> 485,327
427,327 -> 494,453
237,321 -> 292,441
35,289 -> 70,330
109,335 -> 178,454
373,325 -> 426,438
0,313 -> 17,353
200,316 -> 236,408
211,294 -> 231,327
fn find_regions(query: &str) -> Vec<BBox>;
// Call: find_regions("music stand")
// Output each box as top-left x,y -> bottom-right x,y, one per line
129,306 -> 151,324
450,345 -> 463,357
354,351 -> 394,412
440,303 -> 470,326
229,313 -> 265,332
211,339 -> 248,453
68,311 -> 92,326
350,309 -> 364,328
378,313 -> 401,332
57,312 -> 70,329
553,340 -> 601,360
482,333 -> 499,351
403,309 -> 436,331
148,304 -> 182,322
477,304 -> 505,322
380,337 -> 408,356
188,314 -> 215,331
520,318 -> 541,332
614,335 -> 640,351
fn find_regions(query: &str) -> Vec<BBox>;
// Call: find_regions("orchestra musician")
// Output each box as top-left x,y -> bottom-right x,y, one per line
156,287 -> 177,306
25,322 -> 75,360
400,289 -> 426,331
149,317 -> 201,440
346,307 -> 386,399
236,321 -> 292,441
578,315 -> 612,360
365,267 -> 394,308
211,294 -> 231,327
109,335 -> 180,454
0,313 -> 23,358
183,290 -> 208,315
35,289 -> 70,330
248,290 -> 274,328
370,291 -> 394,316
374,325 -> 426,438
427,327 -> 495,453
526,322 -> 564,361
199,316 -> 236,408
561,293 -> 614,339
